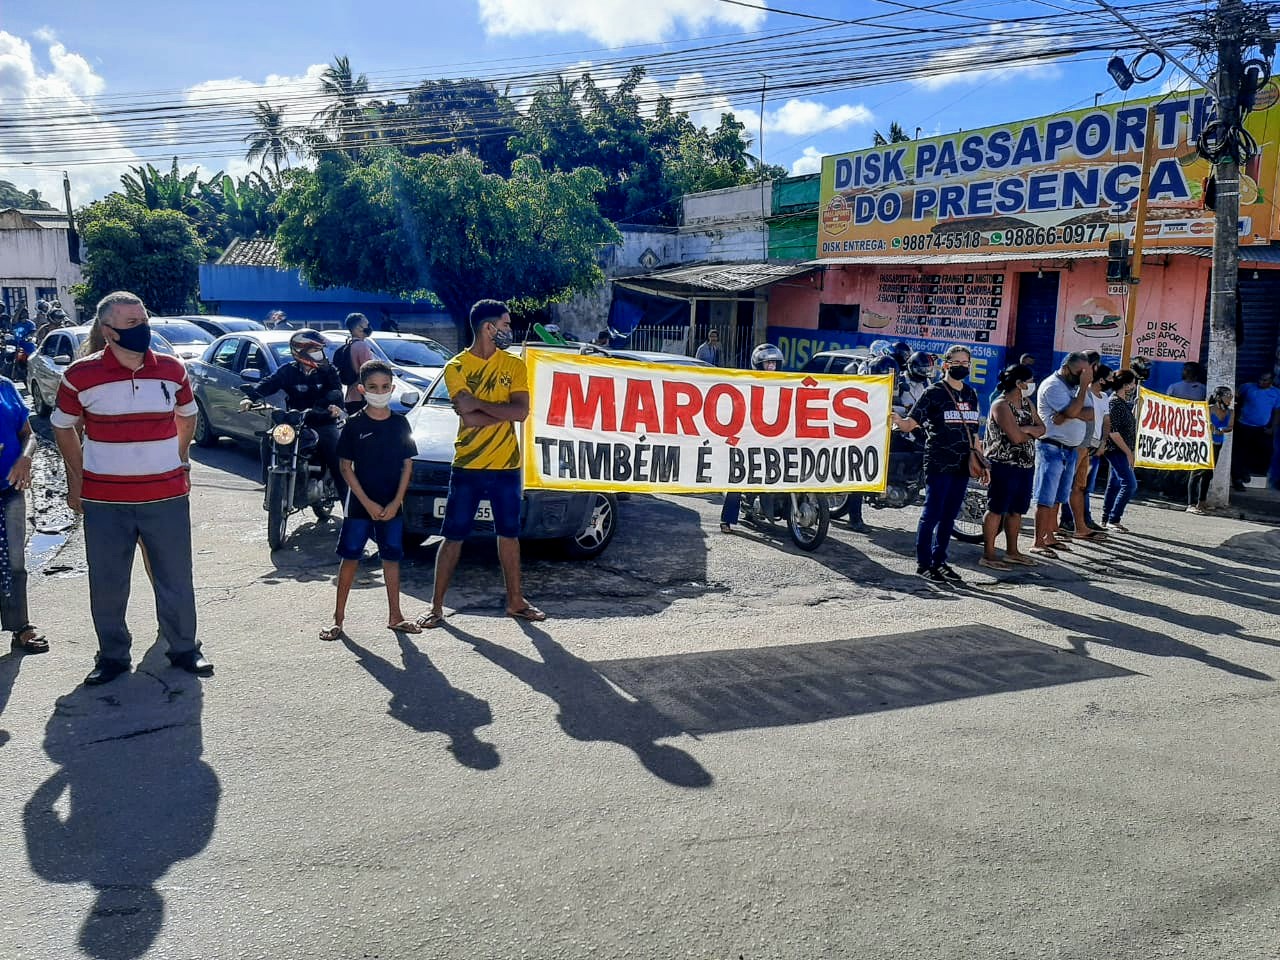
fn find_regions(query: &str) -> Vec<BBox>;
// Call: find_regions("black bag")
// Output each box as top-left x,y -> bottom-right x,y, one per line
333,339 -> 359,386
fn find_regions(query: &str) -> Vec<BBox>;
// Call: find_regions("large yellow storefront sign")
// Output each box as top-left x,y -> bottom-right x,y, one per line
818,89 -> 1280,258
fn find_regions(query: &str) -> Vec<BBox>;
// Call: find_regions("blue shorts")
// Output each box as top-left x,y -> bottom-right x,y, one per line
987,461 -> 1033,515
441,468 -> 522,541
1033,441 -> 1078,508
336,517 -> 404,562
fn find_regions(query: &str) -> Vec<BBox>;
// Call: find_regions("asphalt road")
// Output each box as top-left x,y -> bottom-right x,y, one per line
2,435 -> 1279,960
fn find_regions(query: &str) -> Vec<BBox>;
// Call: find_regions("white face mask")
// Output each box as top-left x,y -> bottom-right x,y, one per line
363,390 -> 393,409
1020,382 -> 1034,398
308,350 -> 325,362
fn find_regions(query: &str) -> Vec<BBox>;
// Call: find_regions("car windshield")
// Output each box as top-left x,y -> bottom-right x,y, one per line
67,331 -> 176,355
379,338 -> 449,367
151,323 -> 214,346
220,320 -> 262,331
269,342 -> 294,365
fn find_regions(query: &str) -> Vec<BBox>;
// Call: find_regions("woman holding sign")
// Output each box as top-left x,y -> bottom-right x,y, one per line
1102,371 -> 1140,532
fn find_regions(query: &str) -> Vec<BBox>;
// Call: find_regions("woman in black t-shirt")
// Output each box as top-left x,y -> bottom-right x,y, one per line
892,345 -> 987,584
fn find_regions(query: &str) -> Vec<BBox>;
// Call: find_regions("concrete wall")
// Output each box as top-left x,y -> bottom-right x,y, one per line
0,224 -> 82,318
682,182 -> 772,225
679,183 -> 772,264
602,227 -> 680,277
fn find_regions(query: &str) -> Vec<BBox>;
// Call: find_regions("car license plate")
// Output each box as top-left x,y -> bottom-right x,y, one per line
433,499 -> 493,521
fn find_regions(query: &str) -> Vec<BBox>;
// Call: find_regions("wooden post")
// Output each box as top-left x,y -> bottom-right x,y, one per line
1120,104 -> 1159,368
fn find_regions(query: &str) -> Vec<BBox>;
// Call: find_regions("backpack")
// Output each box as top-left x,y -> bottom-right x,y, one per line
334,339 -> 359,386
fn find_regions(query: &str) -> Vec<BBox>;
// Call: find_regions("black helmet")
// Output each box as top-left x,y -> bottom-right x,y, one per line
1130,356 -> 1152,381
750,343 -> 784,370
863,355 -> 898,377
907,350 -> 936,382
289,329 -> 328,370
891,341 -> 911,368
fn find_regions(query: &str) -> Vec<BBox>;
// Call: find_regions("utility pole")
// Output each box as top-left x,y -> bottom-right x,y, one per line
1206,0 -> 1244,508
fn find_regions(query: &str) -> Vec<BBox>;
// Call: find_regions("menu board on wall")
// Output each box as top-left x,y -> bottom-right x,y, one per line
865,272 -> 1006,343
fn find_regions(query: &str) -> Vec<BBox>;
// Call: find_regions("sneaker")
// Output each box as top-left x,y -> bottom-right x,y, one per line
847,520 -> 869,533
1108,522 -> 1131,533
1086,520 -> 1107,532
1186,505 -> 1205,515
934,563 -> 964,582
916,566 -> 946,583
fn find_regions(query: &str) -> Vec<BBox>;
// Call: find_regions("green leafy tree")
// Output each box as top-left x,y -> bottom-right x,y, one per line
275,151 -> 619,335
73,195 -> 204,313
374,78 -> 517,174
244,101 -> 304,177
0,181 -> 53,210
120,158 -> 212,220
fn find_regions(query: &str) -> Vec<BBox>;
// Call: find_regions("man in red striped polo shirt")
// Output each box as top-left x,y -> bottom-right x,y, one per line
52,291 -> 213,686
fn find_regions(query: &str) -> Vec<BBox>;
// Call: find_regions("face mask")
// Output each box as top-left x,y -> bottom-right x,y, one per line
112,322 -> 152,353
492,327 -> 514,350
363,390 -> 393,409
308,349 -> 326,363
1063,373 -> 1081,387
948,364 -> 970,381
1020,382 -> 1034,398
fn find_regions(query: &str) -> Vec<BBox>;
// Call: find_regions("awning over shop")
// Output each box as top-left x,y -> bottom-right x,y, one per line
806,247 -> 1206,266
615,261 -> 819,300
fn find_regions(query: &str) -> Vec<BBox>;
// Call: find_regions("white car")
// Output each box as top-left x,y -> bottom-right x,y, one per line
150,318 -> 217,361
27,325 -> 178,417
368,332 -> 451,390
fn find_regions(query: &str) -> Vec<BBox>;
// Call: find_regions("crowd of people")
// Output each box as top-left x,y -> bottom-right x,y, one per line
2,292 -> 1275,684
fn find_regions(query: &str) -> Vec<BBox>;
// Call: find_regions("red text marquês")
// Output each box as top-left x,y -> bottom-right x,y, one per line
546,373 -> 875,440
1140,398 -> 1207,439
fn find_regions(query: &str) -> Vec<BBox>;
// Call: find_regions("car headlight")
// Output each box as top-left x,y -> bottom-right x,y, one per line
271,423 -> 297,445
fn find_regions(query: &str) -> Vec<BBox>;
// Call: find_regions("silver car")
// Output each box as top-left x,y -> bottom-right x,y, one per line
27,325 -> 178,417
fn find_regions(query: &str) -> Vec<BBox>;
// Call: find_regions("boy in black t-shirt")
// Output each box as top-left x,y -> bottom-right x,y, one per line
321,360 -> 421,640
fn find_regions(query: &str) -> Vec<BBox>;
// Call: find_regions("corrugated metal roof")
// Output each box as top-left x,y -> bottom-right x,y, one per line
629,261 -> 817,292
217,238 -> 283,267
806,246 -> 1207,266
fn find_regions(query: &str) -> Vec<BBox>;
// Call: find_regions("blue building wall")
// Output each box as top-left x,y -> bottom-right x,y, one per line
199,263 -> 454,334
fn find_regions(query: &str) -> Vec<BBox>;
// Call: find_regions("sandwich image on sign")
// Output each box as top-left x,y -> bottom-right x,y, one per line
1073,297 -> 1122,338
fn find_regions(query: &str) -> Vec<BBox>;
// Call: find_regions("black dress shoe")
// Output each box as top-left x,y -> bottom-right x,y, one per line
168,650 -> 214,676
84,659 -> 130,686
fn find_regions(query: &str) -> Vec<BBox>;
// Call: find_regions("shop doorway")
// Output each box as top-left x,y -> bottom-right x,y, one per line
1012,271 -> 1060,370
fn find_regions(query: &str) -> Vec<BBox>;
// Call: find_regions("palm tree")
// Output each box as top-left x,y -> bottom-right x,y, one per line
314,55 -> 370,149
244,101 -> 302,177
120,158 -> 211,218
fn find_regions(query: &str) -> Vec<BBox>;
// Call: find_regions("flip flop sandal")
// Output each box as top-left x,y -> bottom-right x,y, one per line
388,620 -> 424,635
1031,545 -> 1059,557
508,605 -> 548,622
1004,554 -> 1039,566
416,612 -> 445,629
978,558 -> 1013,571
11,628 -> 48,654
319,625 -> 344,642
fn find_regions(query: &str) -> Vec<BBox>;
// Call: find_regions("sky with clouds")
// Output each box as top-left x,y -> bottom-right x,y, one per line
0,0 -> 1175,205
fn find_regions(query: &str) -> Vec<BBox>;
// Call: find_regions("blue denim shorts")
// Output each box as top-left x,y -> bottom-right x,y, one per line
1032,441 -> 1078,508
337,517 -> 404,562
441,468 -> 522,540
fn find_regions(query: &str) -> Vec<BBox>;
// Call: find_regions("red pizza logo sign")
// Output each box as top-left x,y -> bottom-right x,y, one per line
822,196 -> 853,236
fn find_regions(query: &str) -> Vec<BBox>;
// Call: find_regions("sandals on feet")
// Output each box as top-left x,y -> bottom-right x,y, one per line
416,611 -> 445,629
508,604 -> 547,622
11,627 -> 48,655
388,620 -> 424,635
1004,554 -> 1039,566
319,625 -> 344,642
978,557 -> 1013,571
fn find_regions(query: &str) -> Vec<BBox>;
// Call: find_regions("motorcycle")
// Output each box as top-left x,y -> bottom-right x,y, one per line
862,429 -> 985,543
247,403 -> 340,550
740,491 -> 830,551
1,326 -> 36,384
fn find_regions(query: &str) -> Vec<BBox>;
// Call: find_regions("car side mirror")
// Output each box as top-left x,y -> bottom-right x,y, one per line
398,391 -> 420,408
240,369 -> 263,383
52,355 -> 72,366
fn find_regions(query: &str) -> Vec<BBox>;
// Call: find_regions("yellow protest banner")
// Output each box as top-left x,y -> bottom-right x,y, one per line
1135,388 -> 1214,470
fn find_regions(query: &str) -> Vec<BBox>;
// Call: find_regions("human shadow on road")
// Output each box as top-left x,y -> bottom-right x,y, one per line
0,651 -> 20,747
974,587 -> 1273,681
22,644 -> 219,960
1091,532 -> 1280,611
399,495 -> 716,620
341,632 -> 499,770
442,620 -> 713,788
188,439 -> 263,486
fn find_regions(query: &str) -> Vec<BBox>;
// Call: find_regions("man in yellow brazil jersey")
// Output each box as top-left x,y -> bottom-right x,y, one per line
422,300 -> 545,628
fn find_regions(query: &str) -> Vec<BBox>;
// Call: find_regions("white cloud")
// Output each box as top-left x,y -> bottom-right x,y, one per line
913,25 -> 1062,91
478,0 -> 765,47
765,99 -> 873,136
0,31 -> 136,205
790,147 -> 824,176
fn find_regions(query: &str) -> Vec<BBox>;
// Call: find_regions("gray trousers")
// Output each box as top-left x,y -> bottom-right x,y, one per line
0,491 -> 29,634
82,496 -> 198,665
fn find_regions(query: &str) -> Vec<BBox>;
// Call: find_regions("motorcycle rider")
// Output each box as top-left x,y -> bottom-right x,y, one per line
898,350 -> 937,415
238,329 -> 347,504
720,343 -> 784,533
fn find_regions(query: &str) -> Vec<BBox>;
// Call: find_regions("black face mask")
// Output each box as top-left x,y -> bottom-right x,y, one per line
948,364 -> 970,381
113,322 -> 152,353
1063,372 -> 1081,387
